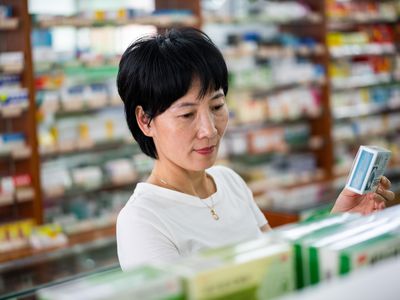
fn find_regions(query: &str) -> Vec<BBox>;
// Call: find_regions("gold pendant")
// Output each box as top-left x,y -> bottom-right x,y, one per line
210,208 -> 219,220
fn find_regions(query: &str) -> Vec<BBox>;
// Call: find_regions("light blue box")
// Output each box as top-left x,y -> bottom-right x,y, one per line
346,146 -> 391,194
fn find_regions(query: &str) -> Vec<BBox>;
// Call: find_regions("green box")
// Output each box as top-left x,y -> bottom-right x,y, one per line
173,238 -> 295,300
273,213 -> 360,289
310,217 -> 400,284
38,266 -> 184,300
339,232 -> 400,275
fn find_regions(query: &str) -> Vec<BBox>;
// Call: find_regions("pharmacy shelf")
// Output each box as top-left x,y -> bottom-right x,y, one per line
0,17 -> 19,30
231,78 -> 326,97
0,102 -> 29,118
33,14 -> 198,28
0,224 -> 116,266
227,135 -> 324,157
40,139 -> 133,160
228,111 -> 323,130
247,169 -> 326,193
333,129 -> 400,145
38,101 -> 123,118
223,45 -> 325,59
329,44 -> 396,58
281,256 -> 400,300
0,146 -> 32,161
204,13 -> 322,25
328,16 -> 398,30
43,179 -> 137,201
34,59 -> 119,74
257,45 -> 325,59
0,187 -> 35,207
331,74 -> 394,91
333,102 -> 400,120
0,63 -> 24,74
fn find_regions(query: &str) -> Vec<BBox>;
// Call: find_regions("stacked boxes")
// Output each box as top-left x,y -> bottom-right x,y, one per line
174,238 -> 294,300
38,266 -> 184,300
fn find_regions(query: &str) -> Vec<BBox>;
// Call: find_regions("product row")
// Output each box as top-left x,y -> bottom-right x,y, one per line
38,205 -> 400,300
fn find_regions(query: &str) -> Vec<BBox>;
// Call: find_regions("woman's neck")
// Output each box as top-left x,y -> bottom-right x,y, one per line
147,161 -> 214,198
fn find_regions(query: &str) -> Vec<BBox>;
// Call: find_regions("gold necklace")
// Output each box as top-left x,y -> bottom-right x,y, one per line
156,175 -> 220,221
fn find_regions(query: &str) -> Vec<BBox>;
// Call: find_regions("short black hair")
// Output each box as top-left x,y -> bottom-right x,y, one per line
117,27 -> 228,159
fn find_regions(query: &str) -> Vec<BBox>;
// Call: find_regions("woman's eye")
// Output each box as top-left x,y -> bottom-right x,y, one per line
212,104 -> 224,111
180,112 -> 194,119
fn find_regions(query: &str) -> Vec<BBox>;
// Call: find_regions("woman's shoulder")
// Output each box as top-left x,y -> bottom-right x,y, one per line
207,165 -> 246,185
117,184 -> 169,229
118,183 -> 162,217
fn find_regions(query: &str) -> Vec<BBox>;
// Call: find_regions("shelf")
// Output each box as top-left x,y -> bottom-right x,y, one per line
0,224 -> 116,267
0,102 -> 29,118
330,44 -> 396,58
334,125 -> 400,145
333,101 -> 400,120
228,111 -> 323,131
0,17 -> 19,30
34,14 -> 198,28
224,45 -> 325,59
247,169 -> 326,193
229,135 -> 324,161
52,101 -> 122,118
43,179 -> 136,201
0,64 -> 24,74
0,187 -> 35,207
0,146 -> 32,161
328,16 -> 398,30
231,77 -> 326,96
204,13 -> 322,26
40,138 -> 133,160
257,45 -> 325,59
34,59 -> 119,74
331,74 -> 393,91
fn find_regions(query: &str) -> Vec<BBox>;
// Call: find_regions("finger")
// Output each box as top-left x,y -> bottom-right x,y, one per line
379,176 -> 392,189
373,193 -> 387,206
376,186 -> 395,201
377,201 -> 386,210
374,199 -> 386,211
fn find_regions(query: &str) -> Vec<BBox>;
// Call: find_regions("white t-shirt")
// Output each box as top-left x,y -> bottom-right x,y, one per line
116,165 -> 268,271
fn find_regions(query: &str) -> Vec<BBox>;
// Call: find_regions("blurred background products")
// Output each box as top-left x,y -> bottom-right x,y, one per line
2,0 -> 400,299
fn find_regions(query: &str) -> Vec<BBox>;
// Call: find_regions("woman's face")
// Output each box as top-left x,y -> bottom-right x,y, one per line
150,80 -> 229,171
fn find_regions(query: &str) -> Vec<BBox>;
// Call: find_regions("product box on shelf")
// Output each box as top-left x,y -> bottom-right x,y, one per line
0,5 -> 13,19
0,132 -> 26,153
0,219 -> 34,253
38,266 -> 184,300
173,237 -> 295,300
345,145 -> 391,194
29,223 -> 68,250
0,88 -> 28,108
271,213 -> 360,289
296,215 -> 390,285
309,217 -> 400,285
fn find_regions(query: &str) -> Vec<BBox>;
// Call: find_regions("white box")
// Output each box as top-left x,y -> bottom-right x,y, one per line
346,146 -> 391,195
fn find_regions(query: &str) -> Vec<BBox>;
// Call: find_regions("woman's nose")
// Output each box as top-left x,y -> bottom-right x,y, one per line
197,111 -> 217,139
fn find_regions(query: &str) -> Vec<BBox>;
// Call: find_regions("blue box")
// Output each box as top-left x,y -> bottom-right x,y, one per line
346,146 -> 391,194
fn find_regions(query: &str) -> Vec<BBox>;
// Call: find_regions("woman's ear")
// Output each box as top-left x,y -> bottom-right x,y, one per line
135,106 -> 153,137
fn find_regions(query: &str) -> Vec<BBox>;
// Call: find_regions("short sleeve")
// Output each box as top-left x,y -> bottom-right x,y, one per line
116,206 -> 180,271
243,184 -> 268,227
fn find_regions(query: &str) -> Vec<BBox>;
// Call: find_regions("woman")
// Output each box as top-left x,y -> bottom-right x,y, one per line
116,28 -> 394,271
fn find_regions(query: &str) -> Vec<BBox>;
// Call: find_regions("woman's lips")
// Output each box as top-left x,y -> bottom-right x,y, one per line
194,146 -> 215,155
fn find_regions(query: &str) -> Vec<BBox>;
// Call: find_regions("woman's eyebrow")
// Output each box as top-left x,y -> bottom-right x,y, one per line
210,91 -> 224,100
172,101 -> 198,109
172,91 -> 225,109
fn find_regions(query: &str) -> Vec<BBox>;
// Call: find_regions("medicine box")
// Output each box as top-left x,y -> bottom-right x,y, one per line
173,238 -> 295,300
346,145 -> 391,194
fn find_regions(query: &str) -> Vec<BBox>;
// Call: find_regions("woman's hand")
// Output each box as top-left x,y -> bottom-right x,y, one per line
331,176 -> 395,215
